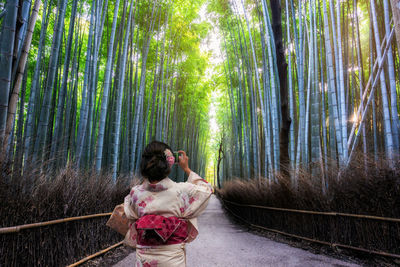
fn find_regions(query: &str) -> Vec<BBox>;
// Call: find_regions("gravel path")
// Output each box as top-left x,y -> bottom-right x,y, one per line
113,195 -> 360,267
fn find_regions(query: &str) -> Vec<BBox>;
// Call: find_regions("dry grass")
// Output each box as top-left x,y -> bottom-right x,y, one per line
217,155 -> 400,255
0,163 -> 138,266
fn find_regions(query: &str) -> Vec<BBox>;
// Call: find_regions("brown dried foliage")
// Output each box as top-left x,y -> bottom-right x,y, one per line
0,164 -> 138,266
217,155 -> 400,255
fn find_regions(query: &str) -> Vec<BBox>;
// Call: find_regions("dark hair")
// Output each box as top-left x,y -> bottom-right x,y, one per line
140,141 -> 172,183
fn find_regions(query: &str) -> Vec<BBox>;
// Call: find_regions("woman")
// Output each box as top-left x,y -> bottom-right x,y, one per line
122,141 -> 212,267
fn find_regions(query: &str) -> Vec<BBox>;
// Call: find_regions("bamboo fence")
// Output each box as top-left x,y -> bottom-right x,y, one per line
220,198 -> 400,259
67,241 -> 124,267
3,200 -> 400,264
0,212 -> 112,234
2,199 -> 400,233
221,199 -> 400,223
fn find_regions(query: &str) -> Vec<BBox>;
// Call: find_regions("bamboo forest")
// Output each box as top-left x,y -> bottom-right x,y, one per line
1,0 -> 400,266
0,0 -> 399,182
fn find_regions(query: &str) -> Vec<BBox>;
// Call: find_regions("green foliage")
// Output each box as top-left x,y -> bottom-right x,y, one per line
6,0 -> 219,180
6,0 -> 399,184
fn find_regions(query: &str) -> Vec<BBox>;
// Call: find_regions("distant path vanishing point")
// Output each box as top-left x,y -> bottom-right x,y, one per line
113,195 -> 360,267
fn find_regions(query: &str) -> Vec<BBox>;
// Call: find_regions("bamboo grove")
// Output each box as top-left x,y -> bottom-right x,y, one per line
0,0 -> 400,186
0,0 -> 212,180
211,0 -> 400,186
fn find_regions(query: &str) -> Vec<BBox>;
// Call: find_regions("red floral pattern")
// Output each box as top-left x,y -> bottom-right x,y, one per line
136,260 -> 158,267
122,171 -> 213,253
143,260 -> 158,267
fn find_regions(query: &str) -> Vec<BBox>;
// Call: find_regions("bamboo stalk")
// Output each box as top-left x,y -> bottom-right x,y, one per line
67,241 -> 124,267
4,0 -> 41,151
346,27 -> 396,168
223,202 -> 400,259
0,212 -> 112,234
221,199 -> 400,223
347,20 -> 392,148
68,241 -> 124,267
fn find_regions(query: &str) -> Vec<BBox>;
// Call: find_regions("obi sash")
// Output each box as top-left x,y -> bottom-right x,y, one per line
135,215 -> 188,246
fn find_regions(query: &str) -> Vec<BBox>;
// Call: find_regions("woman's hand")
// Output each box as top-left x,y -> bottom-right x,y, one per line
178,150 -> 191,176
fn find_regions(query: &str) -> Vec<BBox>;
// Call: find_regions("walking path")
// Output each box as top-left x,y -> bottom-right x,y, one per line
113,195 -> 360,267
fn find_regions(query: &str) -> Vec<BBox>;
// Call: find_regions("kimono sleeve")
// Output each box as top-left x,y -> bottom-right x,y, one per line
122,189 -> 139,248
181,171 -> 213,219
178,171 -> 212,242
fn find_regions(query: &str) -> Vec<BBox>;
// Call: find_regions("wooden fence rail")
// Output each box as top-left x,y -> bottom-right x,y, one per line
3,199 -> 400,234
221,199 -> 400,223
220,198 -> 400,259
3,200 -> 400,264
0,212 -> 112,234
67,241 -> 124,267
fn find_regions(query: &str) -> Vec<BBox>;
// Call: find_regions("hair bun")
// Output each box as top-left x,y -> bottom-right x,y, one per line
140,141 -> 173,182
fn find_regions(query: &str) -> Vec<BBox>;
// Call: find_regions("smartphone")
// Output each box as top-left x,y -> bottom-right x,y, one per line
173,151 -> 180,163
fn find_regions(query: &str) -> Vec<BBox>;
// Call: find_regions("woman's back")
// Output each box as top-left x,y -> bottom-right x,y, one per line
124,172 -> 213,246
118,141 -> 212,267
127,174 -> 212,216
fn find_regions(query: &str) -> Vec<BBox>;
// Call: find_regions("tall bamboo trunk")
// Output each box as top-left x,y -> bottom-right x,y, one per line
32,0 -> 68,165
50,0 -> 78,165
95,0 -> 121,172
323,0 -> 343,165
390,0 -> 400,56
383,0 -> 400,151
111,0 -> 135,179
285,0 -> 295,170
270,0 -> 290,176
13,61 -> 28,175
75,3 -> 94,167
370,0 -> 395,163
130,17 -> 156,174
335,0 -> 348,162
354,0 -> 368,170
23,0 -> 50,169
0,0 -> 18,148
5,0 -> 41,152
310,0 -> 320,169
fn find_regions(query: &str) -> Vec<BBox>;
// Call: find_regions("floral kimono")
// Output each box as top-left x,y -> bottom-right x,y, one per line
123,171 -> 213,267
